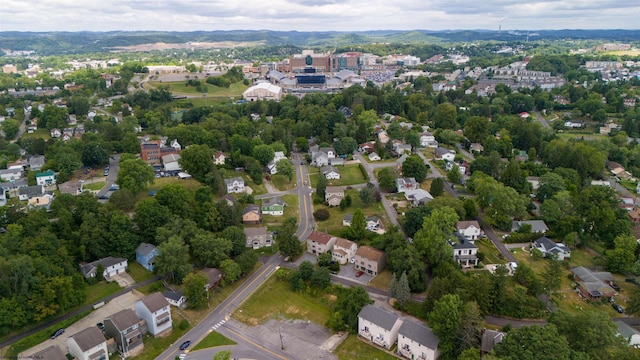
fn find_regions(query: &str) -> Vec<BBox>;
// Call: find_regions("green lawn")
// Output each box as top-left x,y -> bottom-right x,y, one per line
314,189 -> 387,237
233,272 -> 332,326
262,194 -> 299,227
477,239 -> 507,265
241,174 -> 267,196
271,173 -> 296,191
193,331 -> 236,351
333,334 -> 399,360
368,270 -> 392,291
146,80 -> 249,98
83,181 -> 106,191
310,164 -> 367,187
20,129 -> 50,140
85,281 -> 122,305
127,262 -> 156,282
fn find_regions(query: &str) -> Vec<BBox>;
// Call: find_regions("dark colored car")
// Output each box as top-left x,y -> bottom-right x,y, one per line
97,322 -> 105,331
355,270 -> 364,277
179,340 -> 192,350
50,328 -> 65,339
612,303 -> 624,313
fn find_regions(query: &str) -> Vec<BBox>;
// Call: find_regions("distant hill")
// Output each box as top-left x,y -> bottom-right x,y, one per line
1,29 -> 640,56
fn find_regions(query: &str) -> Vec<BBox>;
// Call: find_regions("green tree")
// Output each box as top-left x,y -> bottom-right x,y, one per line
278,217 -> 302,259
328,286 -> 372,333
276,159 -> 294,181
358,185 -> 377,207
414,207 -> 458,268
430,177 -> 444,196
396,271 -> 411,305
134,197 -> 171,243
605,234 -> 637,273
191,233 -> 232,268
549,311 -> 623,359
346,209 -> 366,241
213,350 -> 232,360
463,116 -> 490,143
433,103 -> 458,129
108,189 -> 135,211
447,165 -> 462,184
179,144 -> 214,181
220,226 -> 246,257
219,259 -> 241,285
492,324 -> 574,360
542,258 -> 563,301
388,273 -> 398,299
155,236 -> 192,284
183,272 -> 208,309
537,172 -> 566,201
252,144 -> 275,166
316,175 -> 327,200
235,250 -> 258,276
428,294 -> 464,359
401,155 -> 428,182
626,287 -> 640,317
116,157 -> 155,194
2,119 -> 21,140
310,267 -> 331,288
377,167 -> 398,192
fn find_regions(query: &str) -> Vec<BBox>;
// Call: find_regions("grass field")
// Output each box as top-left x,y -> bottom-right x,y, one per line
314,189 -> 387,237
309,164 -> 368,187
83,181 -> 106,191
477,238 -> 507,264
271,173 -> 296,191
146,80 -> 249,99
127,262 -> 156,283
233,273 -> 332,326
368,270 -> 393,291
20,129 -> 50,140
333,334 -> 399,360
241,173 -> 267,196
85,281 -> 122,305
193,331 -> 236,351
262,194 -> 299,227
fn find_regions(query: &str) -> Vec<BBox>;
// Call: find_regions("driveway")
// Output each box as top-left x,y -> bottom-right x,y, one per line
19,291 -> 145,358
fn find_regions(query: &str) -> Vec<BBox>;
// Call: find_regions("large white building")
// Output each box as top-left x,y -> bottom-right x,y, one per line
242,82 -> 283,101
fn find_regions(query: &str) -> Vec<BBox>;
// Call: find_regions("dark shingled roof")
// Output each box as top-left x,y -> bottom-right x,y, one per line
399,319 -> 440,349
136,243 -> 157,257
107,309 -> 140,331
140,292 -> 169,313
30,345 -> 67,360
358,304 -> 399,331
163,290 -> 184,302
69,326 -> 105,352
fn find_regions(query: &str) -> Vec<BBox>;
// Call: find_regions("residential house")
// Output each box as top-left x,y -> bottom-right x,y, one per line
321,165 -> 341,180
355,246 -> 386,276
325,186 -> 344,207
368,152 -> 381,161
50,128 -> 62,138
0,167 -> 22,181
161,154 -> 182,172
445,161 -> 467,175
435,147 -> 455,162
0,188 -> 5,207
7,159 -> 25,170
202,268 -> 223,290
420,132 -> 438,148
28,155 -> 45,171
242,204 -> 262,224
571,267 -> 616,301
222,194 -> 235,207
397,319 -> 440,360
329,157 -> 344,166
396,154 -> 409,174
343,214 -> 353,226
18,185 -> 44,201
80,257 -> 128,280
469,143 -> 484,154
311,151 -> 329,167
616,321 -> 640,348
533,237 -> 571,260
396,177 -> 419,193
332,238 -> 357,265
456,220 -> 482,241
306,231 -> 337,256
58,180 -> 83,195
28,345 -> 67,360
266,151 -> 287,175
358,305 -> 402,349
366,216 -> 381,229
404,189 -> 433,206
512,220 -> 549,234
134,292 -> 172,337
451,237 -> 479,268
67,327 -> 108,360
35,169 -> 56,186
262,197 -> 286,216
104,309 -> 145,357
243,227 -> 272,249
224,177 -> 245,194
359,141 -> 376,154
393,143 -> 412,155
163,290 -> 186,308
481,329 -> 506,356
28,193 -> 53,210
213,151 -> 227,165
526,176 -> 540,190
135,243 -> 158,272
620,197 -> 636,211
338,106 -> 353,117
564,121 -> 585,129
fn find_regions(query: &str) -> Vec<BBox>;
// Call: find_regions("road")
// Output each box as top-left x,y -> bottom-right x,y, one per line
293,152 -> 315,240
13,111 -> 30,142
0,276 -> 160,349
96,154 -> 121,200
533,109 -> 551,129
353,152 -> 401,228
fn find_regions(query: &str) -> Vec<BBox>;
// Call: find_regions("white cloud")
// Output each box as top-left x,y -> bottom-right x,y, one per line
1,0 -> 638,31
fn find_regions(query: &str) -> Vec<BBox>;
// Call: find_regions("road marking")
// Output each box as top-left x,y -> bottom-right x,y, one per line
211,319 -> 226,330
226,327 -> 288,360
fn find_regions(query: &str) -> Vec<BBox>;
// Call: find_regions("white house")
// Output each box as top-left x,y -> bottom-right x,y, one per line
224,177 -> 245,194
163,290 -> 186,308
161,153 -> 182,172
306,231 -> 337,256
213,151 -> 227,165
358,305 -> 403,350
321,165 -> 341,180
80,257 -> 128,280
420,132 -> 438,148
134,292 -> 172,336
512,220 -> 549,234
451,238 -> 479,268
533,237 -> 571,260
35,170 -> 56,186
67,327 -> 108,360
616,321 -> 640,348
398,319 -> 439,360
404,189 -> 433,206
266,151 -> 287,175
0,168 -> 22,181
396,177 -> 419,193
456,220 -> 482,241
332,237 -> 357,265
368,152 -> 381,161
435,147 -> 455,161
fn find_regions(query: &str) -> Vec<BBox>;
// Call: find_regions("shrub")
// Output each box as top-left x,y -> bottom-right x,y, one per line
313,209 -> 330,221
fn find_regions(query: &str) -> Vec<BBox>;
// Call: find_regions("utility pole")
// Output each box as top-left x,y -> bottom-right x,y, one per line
279,327 -> 285,350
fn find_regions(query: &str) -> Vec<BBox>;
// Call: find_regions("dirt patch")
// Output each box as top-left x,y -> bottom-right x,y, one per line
324,294 -> 337,302
285,305 -> 300,315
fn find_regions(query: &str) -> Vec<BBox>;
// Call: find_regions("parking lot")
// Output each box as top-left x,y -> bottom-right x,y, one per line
19,291 -> 144,358
293,252 -> 373,284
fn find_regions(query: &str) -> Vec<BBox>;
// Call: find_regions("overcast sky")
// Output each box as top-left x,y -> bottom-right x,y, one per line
2,0 -> 639,32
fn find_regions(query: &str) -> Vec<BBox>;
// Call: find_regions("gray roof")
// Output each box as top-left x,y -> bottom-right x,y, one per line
18,185 -> 44,198
224,177 -> 244,185
343,214 -> 353,222
616,321 -> 640,339
29,155 -> 45,167
136,242 -> 157,257
262,197 -> 285,207
140,292 -> 169,313
0,178 -> 27,190
321,165 -> 339,174
244,226 -> 268,237
30,345 -> 67,360
453,238 -> 477,250
107,308 -> 140,331
243,204 -> 261,215
69,326 -> 105,352
534,237 -> 569,252
80,256 -> 127,277
481,329 -> 505,353
358,304 -> 399,331
163,290 -> 184,302
514,220 -> 548,233
399,319 -> 439,349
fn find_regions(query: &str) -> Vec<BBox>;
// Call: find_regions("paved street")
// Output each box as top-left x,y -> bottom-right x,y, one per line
533,109 -> 551,129
96,153 -> 121,199
293,152 -> 314,240
353,152 -> 401,228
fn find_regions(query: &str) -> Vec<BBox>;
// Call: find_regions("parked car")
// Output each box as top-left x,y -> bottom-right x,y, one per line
97,322 -> 105,331
179,340 -> 192,350
50,328 -> 65,339
612,303 -> 624,313
355,270 -> 364,277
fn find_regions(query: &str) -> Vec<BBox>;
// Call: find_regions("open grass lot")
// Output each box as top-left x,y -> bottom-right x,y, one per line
193,331 -> 236,351
127,262 -> 156,282
333,334 -> 399,360
241,173 -> 267,196
21,128 -> 50,140
233,272 -> 332,326
83,181 -> 106,191
309,164 -> 368,187
5,310 -> 91,359
314,189 -> 388,237
556,132 -> 606,141
477,238 -> 507,265
262,194 -> 299,226
271,173 -> 296,191
148,177 -> 204,192
368,269 -> 392,291
85,281 -> 122,305
146,80 -> 249,98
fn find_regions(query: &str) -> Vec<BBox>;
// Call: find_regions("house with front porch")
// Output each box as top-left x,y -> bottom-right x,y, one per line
358,305 -> 402,350
451,237 -> 478,268
36,169 -> 56,186
396,177 -> 419,193
214,151 -> 227,165
262,197 -> 286,216
397,319 -> 439,360
224,177 -> 245,194
533,236 -> 571,260
163,290 -> 186,308
456,220 -> 482,241
134,292 -> 172,337
321,165 -> 341,180
420,132 -> 438,148
242,205 -> 262,224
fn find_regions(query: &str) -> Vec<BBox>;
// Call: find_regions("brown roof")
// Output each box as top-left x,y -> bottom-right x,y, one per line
456,220 -> 480,230
333,249 -> 347,256
326,186 -> 343,194
334,237 -> 355,249
202,268 -> 222,285
356,245 -> 384,261
307,231 -> 334,245
107,308 -> 140,331
30,345 -> 67,360
69,326 -> 105,352
244,227 -> 268,237
140,292 -> 169,313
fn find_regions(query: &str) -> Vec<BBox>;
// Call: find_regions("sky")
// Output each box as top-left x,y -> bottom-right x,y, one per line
2,0 -> 639,32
